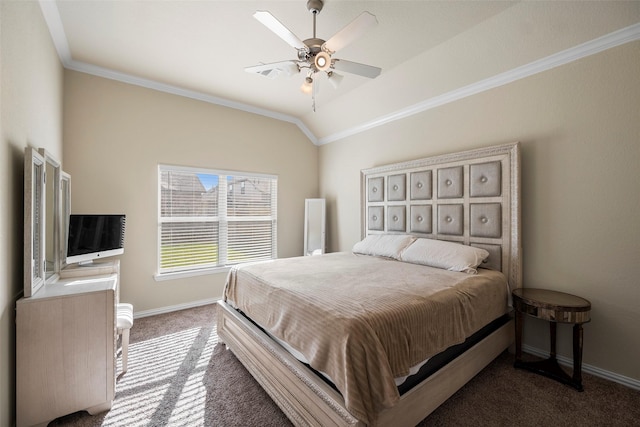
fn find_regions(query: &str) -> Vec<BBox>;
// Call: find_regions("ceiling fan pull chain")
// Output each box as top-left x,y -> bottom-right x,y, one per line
312,86 -> 316,113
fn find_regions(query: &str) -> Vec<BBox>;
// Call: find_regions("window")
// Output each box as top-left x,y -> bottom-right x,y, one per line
158,165 -> 277,277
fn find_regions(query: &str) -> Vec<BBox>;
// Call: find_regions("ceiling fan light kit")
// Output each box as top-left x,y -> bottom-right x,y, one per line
245,0 -> 381,111
314,51 -> 331,71
301,76 -> 314,94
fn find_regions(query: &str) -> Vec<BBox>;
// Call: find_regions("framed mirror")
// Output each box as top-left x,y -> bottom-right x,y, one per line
60,172 -> 71,271
24,148 -> 69,297
24,147 -> 46,297
304,198 -> 326,256
40,148 -> 61,282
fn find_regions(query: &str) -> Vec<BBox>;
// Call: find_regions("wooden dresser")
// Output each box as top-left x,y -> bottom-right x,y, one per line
16,261 -> 120,427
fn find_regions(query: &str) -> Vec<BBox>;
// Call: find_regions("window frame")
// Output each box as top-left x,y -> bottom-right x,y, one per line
155,164 -> 277,281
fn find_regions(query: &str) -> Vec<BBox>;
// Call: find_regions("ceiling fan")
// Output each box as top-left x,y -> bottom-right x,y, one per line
245,0 -> 381,111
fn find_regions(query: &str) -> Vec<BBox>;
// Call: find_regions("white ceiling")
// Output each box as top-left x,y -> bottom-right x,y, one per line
42,1 -> 640,145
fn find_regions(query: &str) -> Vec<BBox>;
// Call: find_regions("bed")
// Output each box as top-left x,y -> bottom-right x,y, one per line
217,142 -> 521,426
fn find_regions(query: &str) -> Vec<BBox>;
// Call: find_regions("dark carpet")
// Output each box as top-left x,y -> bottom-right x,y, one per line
49,304 -> 640,426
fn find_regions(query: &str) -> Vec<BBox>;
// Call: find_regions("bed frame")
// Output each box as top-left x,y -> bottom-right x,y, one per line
217,142 -> 521,426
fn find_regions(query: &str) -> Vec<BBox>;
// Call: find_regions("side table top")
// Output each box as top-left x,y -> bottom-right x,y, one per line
512,288 -> 591,323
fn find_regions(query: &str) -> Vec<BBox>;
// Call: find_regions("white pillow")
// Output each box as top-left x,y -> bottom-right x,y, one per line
352,234 -> 416,259
399,238 -> 489,274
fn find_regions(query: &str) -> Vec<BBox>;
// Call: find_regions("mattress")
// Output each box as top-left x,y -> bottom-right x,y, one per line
263,322 -> 429,387
223,252 -> 509,424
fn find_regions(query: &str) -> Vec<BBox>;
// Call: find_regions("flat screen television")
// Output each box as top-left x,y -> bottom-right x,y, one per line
66,214 -> 126,265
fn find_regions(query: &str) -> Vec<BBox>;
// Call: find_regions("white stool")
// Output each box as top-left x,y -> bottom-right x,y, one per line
116,303 -> 134,374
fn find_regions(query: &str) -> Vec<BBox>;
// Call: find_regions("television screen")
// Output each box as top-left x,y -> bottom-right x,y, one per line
67,214 -> 126,265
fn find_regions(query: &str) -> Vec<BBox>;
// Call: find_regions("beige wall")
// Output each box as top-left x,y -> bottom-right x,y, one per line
0,1 -> 64,425
319,41 -> 640,382
63,71 -> 318,313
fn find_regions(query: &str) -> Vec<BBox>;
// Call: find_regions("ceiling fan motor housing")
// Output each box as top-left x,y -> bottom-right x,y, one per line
299,38 -> 328,72
301,38 -> 324,55
302,0 -> 327,69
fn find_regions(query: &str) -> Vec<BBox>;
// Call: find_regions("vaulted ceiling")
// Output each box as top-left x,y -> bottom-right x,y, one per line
41,1 -> 640,145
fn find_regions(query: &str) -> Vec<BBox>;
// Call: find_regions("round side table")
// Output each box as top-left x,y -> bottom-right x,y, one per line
512,288 -> 591,391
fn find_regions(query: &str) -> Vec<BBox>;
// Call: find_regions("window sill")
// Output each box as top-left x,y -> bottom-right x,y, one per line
154,266 -> 231,282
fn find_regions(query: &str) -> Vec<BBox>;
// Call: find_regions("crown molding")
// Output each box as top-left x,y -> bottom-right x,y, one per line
37,0 -> 319,145
39,1 -> 639,147
64,58 -> 319,144
317,22 -> 640,145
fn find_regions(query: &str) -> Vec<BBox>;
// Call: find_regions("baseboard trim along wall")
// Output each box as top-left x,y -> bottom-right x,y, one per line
522,344 -> 640,391
134,298 -> 220,319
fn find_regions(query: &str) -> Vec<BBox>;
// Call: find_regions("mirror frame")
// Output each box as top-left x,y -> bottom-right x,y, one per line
24,147 -> 46,297
24,147 -> 70,297
303,198 -> 326,256
60,171 -> 71,272
39,148 -> 62,283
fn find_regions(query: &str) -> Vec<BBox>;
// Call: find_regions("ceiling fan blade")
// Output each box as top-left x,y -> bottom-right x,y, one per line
323,11 -> 378,54
253,11 -> 307,51
245,61 -> 300,79
312,76 -> 317,112
332,59 -> 381,79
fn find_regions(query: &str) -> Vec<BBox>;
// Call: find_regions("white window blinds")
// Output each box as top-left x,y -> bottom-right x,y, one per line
158,165 -> 277,275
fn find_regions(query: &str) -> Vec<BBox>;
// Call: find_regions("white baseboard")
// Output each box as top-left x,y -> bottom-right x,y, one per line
133,297 -> 220,319
522,344 -> 640,391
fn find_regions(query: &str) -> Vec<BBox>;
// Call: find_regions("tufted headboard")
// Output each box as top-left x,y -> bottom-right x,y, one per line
361,142 -> 522,290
